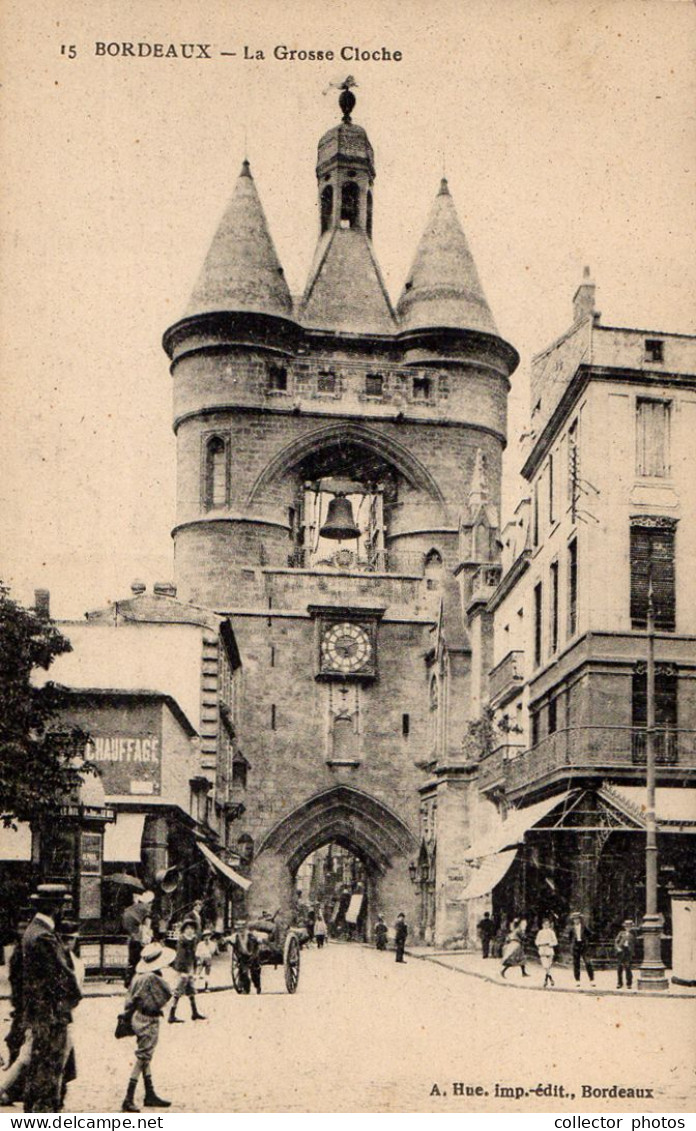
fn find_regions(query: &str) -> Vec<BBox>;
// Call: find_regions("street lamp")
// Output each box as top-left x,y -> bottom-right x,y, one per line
637,573 -> 669,991
408,861 -> 418,885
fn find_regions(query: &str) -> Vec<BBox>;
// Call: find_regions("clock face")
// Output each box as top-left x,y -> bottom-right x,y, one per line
321,621 -> 373,675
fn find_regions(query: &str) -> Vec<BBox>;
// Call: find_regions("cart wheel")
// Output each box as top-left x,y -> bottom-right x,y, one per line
284,932 -> 300,994
230,949 -> 244,994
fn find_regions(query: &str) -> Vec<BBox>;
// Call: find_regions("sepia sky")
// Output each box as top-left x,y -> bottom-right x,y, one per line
1,0 -> 694,618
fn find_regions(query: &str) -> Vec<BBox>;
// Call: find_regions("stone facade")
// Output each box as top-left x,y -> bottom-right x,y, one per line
163,89 -> 518,938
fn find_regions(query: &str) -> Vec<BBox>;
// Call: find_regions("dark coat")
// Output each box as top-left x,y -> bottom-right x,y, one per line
394,920 -> 408,945
22,917 -> 81,1026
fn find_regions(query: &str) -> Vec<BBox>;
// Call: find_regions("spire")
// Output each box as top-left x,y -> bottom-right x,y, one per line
397,180 -> 498,336
468,449 -> 489,513
300,80 -> 395,334
184,161 -> 292,320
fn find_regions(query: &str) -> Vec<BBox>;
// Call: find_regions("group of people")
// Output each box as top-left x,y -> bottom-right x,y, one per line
373,913 -> 409,962
0,884 -> 83,1112
477,910 -> 639,988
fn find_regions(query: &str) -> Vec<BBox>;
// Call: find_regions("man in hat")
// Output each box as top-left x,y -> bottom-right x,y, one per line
394,913 -> 408,963
21,885 -> 81,1113
230,919 -> 262,994
566,911 -> 595,987
168,919 -> 206,1022
614,919 -> 637,989
122,941 -> 176,1112
122,891 -> 154,988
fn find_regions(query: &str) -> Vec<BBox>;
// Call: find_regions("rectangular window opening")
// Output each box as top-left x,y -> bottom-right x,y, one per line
365,373 -> 383,397
568,538 -> 578,638
317,370 -> 336,394
412,376 -> 432,400
644,339 -> 664,363
636,398 -> 671,478
548,453 -> 555,524
548,696 -> 557,735
630,523 -> 676,632
533,582 -> 543,668
268,365 -> 288,392
550,560 -> 559,655
402,713 -> 410,738
271,704 -> 277,730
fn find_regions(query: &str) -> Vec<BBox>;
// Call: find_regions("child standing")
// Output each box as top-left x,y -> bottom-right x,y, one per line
535,917 -> 558,988
168,920 -> 206,1023
121,942 -> 176,1112
195,929 -> 215,991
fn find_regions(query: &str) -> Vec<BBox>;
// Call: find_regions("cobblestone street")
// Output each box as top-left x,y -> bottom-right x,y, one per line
3,944 -> 690,1114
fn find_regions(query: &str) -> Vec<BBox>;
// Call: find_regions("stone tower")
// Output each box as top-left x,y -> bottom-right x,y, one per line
163,85 -> 518,940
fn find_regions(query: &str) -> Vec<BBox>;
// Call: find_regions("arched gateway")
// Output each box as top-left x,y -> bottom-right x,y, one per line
251,786 -> 417,921
163,86 -> 517,943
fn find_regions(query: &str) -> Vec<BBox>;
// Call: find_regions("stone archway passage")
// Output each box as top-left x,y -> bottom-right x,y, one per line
256,785 -> 417,877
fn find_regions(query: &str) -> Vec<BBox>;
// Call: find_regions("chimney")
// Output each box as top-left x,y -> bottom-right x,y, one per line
153,582 -> 177,598
130,581 -> 146,596
572,265 -> 595,324
34,589 -> 50,618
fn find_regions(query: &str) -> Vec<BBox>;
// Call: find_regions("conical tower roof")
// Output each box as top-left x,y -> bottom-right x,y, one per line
185,161 -> 293,320
300,228 -> 396,335
397,179 -> 498,336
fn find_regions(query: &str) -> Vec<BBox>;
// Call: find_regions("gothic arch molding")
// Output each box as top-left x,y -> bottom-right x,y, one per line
247,421 -> 448,514
255,785 -> 417,876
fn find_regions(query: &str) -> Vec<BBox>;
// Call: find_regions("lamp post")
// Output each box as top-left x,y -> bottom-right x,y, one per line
637,574 -> 668,991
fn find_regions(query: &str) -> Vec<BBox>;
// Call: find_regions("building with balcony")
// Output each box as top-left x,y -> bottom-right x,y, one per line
458,273 -> 696,953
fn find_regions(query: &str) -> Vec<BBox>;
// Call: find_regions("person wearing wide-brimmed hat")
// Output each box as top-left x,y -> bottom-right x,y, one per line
122,891 -> 155,989
21,885 -> 81,1113
121,941 -> 176,1112
168,919 -> 206,1022
614,918 -> 637,989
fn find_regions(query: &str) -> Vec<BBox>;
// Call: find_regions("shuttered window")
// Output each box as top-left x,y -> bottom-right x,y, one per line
636,399 -> 670,477
630,522 -> 676,631
534,582 -> 543,667
568,538 -> 578,638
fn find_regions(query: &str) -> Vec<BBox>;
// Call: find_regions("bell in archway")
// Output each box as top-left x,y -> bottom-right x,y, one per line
319,493 -> 361,541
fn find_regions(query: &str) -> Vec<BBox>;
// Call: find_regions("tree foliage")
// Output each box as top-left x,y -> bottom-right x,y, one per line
0,584 -> 93,824
462,704 -> 522,762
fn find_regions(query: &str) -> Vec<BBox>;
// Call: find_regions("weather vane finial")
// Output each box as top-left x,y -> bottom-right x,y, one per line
323,75 -> 359,123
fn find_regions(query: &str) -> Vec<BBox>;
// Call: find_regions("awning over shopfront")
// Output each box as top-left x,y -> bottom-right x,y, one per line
345,893 -> 364,924
197,841 -> 251,891
459,849 -> 518,902
0,821 -> 32,862
103,812 -> 146,863
465,792 -> 571,860
601,785 -> 696,830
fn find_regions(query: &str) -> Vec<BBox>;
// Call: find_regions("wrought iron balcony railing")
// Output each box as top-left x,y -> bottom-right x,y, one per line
478,727 -> 694,795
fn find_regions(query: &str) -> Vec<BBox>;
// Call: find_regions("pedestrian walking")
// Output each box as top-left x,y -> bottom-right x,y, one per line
0,921 -> 30,1106
394,913 -> 408,963
168,920 -> 206,1023
21,885 -> 82,1113
614,919 -> 636,989
231,920 -> 262,993
535,916 -> 558,987
374,914 -> 388,951
58,920 -> 84,1109
314,909 -> 327,949
500,918 -> 530,978
195,929 -> 215,991
477,912 -> 495,958
566,911 -> 595,986
121,941 -> 176,1112
122,891 -> 155,988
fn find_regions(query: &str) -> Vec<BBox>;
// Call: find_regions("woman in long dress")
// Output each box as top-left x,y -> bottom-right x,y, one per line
500,917 -> 530,978
535,916 -> 558,987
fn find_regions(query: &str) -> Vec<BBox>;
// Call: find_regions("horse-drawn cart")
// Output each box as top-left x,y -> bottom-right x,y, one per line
229,915 -> 303,994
